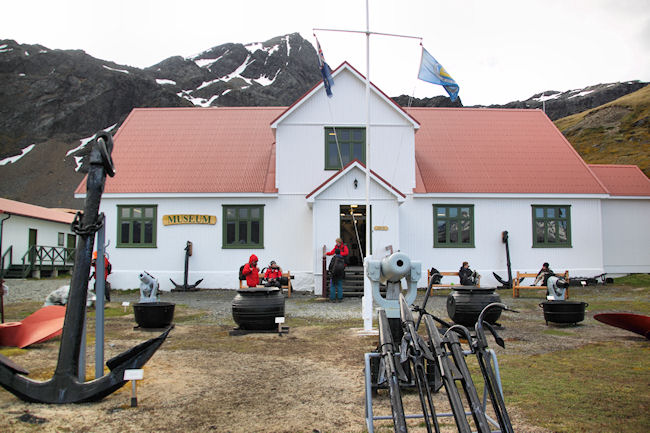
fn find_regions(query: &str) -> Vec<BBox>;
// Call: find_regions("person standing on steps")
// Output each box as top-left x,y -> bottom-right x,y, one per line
328,249 -> 346,302
325,238 -> 349,262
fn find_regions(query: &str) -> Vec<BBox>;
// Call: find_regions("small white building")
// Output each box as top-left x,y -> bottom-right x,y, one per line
0,198 -> 77,278
74,63 -> 650,292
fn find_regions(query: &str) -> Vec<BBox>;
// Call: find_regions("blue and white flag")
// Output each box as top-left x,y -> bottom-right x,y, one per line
315,36 -> 334,97
418,47 -> 459,101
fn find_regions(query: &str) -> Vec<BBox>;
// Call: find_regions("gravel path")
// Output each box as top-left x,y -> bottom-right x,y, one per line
1,277 -> 451,324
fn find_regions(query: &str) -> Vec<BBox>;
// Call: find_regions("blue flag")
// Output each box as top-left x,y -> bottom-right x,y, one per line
315,36 -> 334,97
418,47 -> 459,101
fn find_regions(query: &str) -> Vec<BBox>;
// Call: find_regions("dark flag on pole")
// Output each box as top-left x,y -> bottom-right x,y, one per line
418,46 -> 459,101
315,35 -> 334,97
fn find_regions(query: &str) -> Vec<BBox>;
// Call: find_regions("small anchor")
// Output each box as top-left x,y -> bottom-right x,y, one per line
0,132 -> 173,403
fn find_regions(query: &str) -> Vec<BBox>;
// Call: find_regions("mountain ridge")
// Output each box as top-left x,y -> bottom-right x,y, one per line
0,34 -> 646,209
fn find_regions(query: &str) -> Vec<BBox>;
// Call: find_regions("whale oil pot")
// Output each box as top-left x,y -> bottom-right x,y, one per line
539,300 -> 587,325
447,286 -> 502,327
232,287 -> 284,330
134,302 -> 175,328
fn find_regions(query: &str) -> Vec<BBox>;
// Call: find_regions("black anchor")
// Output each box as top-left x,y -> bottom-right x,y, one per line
0,132 -> 173,403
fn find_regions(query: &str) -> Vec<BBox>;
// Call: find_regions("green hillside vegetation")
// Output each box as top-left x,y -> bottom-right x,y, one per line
555,84 -> 650,177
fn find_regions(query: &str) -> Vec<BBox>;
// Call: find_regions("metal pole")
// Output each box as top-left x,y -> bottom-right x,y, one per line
78,316 -> 86,382
95,221 -> 105,379
362,0 -> 373,331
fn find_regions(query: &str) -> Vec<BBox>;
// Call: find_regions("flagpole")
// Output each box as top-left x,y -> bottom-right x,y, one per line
313,16 -> 423,332
362,0 -> 372,331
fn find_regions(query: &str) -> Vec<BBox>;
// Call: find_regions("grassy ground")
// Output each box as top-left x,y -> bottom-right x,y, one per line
0,277 -> 648,432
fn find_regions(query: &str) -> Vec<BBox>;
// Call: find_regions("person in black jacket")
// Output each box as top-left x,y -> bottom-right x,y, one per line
534,262 -> 554,286
328,249 -> 346,302
459,261 -> 480,286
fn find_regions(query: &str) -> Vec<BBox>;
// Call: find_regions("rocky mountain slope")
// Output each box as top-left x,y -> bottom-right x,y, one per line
0,34 -> 646,209
554,85 -> 649,176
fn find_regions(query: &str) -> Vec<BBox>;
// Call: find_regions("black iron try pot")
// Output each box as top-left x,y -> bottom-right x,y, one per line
447,286 -> 502,327
539,300 -> 588,325
134,301 -> 175,328
232,287 -> 285,330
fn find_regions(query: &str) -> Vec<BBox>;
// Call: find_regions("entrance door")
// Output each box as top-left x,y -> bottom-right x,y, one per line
339,205 -> 367,266
28,228 -> 37,264
66,234 -> 77,263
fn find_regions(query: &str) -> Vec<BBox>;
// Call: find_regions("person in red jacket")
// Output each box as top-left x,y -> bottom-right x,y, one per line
325,238 -> 349,259
91,250 -> 112,302
263,260 -> 283,287
242,254 -> 260,288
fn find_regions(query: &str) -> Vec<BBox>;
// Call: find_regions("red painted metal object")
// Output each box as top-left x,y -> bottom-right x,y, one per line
0,306 -> 66,348
594,313 -> 650,339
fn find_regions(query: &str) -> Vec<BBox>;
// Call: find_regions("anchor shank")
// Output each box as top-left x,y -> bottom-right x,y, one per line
55,139 -> 109,378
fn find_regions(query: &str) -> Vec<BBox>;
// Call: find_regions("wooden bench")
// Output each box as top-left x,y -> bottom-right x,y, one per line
426,269 -> 480,294
239,271 -> 293,297
512,270 -> 569,298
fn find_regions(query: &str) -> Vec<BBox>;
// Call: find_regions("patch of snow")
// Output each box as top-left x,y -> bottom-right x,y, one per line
606,83 -> 616,87
533,92 -> 561,103
254,69 -> 280,86
66,124 -> 118,157
0,144 -> 35,166
39,50 -> 47,53
74,156 -> 84,172
197,78 -> 223,90
194,57 -> 222,68
24,51 -> 30,56
222,89 -> 231,95
19,73 -> 25,77
179,93 -> 220,107
267,44 -> 280,55
568,90 -> 594,99
0,44 -> 12,53
285,35 -> 291,57
245,42 -> 263,53
102,65 -> 129,74
156,78 -> 176,85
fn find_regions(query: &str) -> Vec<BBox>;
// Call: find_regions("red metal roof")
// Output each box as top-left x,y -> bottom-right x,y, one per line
76,105 -> 644,197
406,107 -> 609,194
76,107 -> 284,194
0,198 -> 76,224
588,164 -> 650,196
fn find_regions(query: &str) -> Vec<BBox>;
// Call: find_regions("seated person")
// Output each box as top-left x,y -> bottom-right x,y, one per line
263,261 -> 283,287
459,261 -> 480,286
534,262 -> 554,286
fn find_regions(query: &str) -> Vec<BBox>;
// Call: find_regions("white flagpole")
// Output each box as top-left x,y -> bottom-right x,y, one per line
314,11 -> 422,332
362,0 -> 372,331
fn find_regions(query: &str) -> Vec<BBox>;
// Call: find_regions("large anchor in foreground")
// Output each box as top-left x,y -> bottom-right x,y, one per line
0,132 -> 173,403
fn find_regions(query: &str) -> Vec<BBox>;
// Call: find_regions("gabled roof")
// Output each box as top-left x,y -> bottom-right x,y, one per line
407,107 -> 609,195
270,62 -> 420,129
75,107 -> 284,195
0,198 -> 76,224
588,164 -> 650,196
306,160 -> 406,202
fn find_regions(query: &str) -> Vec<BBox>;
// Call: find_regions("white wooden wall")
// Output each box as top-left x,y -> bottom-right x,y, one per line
399,196 -> 605,287
1,215 -> 75,263
600,198 -> 650,273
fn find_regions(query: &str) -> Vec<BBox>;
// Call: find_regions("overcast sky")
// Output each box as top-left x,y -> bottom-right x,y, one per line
2,0 -> 648,105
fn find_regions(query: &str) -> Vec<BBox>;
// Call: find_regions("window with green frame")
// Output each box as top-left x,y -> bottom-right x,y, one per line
223,205 -> 264,248
532,205 -> 571,247
434,205 -> 474,247
324,127 -> 365,170
117,205 -> 157,247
